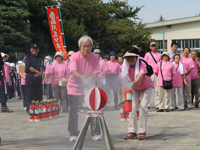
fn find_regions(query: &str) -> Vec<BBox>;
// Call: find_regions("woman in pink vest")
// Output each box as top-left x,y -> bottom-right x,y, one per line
170,54 -> 188,111
123,46 -> 154,140
155,52 -> 175,112
51,52 -> 69,112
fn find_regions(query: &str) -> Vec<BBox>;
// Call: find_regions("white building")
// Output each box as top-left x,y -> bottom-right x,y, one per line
146,16 -> 200,54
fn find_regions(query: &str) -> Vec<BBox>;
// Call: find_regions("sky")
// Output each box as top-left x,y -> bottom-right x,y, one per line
103,0 -> 200,23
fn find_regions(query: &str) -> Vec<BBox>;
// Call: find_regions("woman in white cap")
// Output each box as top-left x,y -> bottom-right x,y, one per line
0,52 -> 13,112
122,46 -> 154,140
51,52 -> 69,112
170,54 -> 188,111
155,52 -> 175,112
42,56 -> 53,99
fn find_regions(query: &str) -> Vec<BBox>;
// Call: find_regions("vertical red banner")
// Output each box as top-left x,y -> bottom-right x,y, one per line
46,7 -> 67,59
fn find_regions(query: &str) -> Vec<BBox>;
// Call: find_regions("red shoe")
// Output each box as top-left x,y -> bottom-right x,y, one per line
124,133 -> 137,140
138,133 -> 146,140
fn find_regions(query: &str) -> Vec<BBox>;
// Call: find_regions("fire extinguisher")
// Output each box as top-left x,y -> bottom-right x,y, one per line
137,103 -> 140,120
120,104 -> 126,121
35,101 -> 40,122
124,89 -> 132,112
57,99 -> 60,116
43,100 -> 47,120
48,99 -> 53,119
29,101 -> 35,122
47,99 -> 50,119
52,99 -> 55,118
39,100 -> 43,121
54,99 -> 57,117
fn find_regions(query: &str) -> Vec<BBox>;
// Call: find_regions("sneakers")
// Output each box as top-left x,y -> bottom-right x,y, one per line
124,133 -> 137,140
195,103 -> 199,108
157,109 -> 164,112
138,133 -> 146,140
69,136 -> 77,142
165,109 -> 169,112
92,135 -> 103,141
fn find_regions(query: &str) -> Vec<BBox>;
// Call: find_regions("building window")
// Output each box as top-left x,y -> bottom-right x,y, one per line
173,39 -> 200,54
156,40 -> 167,53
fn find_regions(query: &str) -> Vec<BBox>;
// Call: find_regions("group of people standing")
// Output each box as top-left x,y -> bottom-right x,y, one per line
0,35 -> 200,142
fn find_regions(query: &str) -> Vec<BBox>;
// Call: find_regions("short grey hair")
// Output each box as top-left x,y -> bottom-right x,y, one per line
78,35 -> 93,47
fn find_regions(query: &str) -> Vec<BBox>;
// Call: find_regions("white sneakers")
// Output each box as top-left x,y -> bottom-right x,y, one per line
69,135 -> 103,142
69,136 -> 77,142
92,135 -> 103,141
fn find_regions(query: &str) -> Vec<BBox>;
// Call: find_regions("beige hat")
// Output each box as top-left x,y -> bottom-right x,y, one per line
161,51 -> 170,60
1,52 -> 9,61
68,51 -> 75,56
123,51 -> 138,58
132,45 -> 141,52
54,52 -> 64,59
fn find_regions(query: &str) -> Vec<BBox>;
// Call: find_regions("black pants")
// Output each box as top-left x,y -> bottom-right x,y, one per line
68,95 -> 101,136
21,85 -> 25,107
25,76 -> 43,106
9,81 -> 14,99
46,84 -> 53,99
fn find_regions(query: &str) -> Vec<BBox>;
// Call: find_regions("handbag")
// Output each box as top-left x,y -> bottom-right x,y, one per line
160,61 -> 173,89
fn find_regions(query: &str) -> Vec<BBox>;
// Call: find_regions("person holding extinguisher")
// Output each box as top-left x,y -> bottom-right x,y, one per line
122,46 -> 154,140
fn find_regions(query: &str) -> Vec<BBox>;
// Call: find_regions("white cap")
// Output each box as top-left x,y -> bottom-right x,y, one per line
9,63 -> 15,68
150,42 -> 157,46
54,51 -> 64,59
45,56 -> 52,62
4,62 -> 10,66
94,49 -> 101,54
17,60 -> 24,65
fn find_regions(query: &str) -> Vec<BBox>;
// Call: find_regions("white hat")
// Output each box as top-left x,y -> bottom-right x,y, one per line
150,42 -> 157,46
94,49 -> 101,54
54,52 -> 64,59
9,63 -> 15,68
161,52 -> 170,60
17,60 -> 24,65
1,53 -> 9,61
45,56 -> 52,62
123,51 -> 138,58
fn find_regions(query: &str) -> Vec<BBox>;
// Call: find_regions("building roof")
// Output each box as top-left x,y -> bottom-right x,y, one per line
146,16 -> 200,28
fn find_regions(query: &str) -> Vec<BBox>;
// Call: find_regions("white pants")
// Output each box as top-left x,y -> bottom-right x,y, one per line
170,87 -> 184,110
150,75 -> 159,108
158,87 -> 171,109
183,81 -> 192,108
128,88 -> 152,134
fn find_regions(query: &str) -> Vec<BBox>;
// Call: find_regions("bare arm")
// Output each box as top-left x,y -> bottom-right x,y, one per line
185,68 -> 193,75
103,71 -> 106,79
182,74 -> 189,87
71,70 -> 85,80
131,74 -> 143,86
66,74 -> 69,82
51,73 -> 54,89
42,74 -> 48,85
171,74 -> 174,78
20,74 -> 26,80
29,66 -> 39,74
155,73 -> 158,77
1,65 -> 5,80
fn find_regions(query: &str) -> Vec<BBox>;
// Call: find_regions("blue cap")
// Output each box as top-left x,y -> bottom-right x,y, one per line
31,43 -> 39,49
109,51 -> 116,57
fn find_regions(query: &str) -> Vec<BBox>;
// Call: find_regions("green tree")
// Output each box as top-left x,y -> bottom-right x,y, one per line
26,0 -> 58,55
59,0 -> 153,56
0,0 -> 31,53
157,15 -> 166,22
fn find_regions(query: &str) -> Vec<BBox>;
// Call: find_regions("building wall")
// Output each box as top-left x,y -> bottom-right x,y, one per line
150,21 -> 200,53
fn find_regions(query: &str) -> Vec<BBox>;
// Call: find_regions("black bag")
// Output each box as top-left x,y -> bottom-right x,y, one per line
139,59 -> 153,76
160,61 -> 173,89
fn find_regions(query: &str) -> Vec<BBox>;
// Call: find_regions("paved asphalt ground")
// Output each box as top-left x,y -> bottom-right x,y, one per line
1,94 -> 200,150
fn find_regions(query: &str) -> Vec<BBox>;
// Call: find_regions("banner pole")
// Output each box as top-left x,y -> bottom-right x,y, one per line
58,6 -> 67,51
